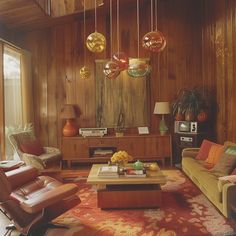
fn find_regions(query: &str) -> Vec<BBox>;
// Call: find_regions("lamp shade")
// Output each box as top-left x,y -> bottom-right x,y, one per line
60,104 -> 76,119
153,102 -> 170,115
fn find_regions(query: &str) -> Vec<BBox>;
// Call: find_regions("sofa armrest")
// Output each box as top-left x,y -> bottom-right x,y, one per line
222,182 -> 236,217
20,184 -> 79,214
182,148 -> 200,159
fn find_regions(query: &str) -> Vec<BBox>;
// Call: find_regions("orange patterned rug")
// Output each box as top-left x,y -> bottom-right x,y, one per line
44,170 -> 234,236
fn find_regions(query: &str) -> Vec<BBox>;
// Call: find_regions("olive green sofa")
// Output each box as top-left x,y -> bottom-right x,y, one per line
182,147 -> 236,218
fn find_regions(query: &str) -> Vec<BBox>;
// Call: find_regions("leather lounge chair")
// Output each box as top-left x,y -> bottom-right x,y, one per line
0,166 -> 81,235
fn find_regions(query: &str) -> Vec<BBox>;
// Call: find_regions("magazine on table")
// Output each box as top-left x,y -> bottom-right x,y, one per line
98,165 -> 119,178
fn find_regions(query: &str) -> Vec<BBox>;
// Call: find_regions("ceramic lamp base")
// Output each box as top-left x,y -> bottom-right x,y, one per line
63,119 -> 77,137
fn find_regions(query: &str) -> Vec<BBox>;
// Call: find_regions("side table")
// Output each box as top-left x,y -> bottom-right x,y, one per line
0,160 -> 24,172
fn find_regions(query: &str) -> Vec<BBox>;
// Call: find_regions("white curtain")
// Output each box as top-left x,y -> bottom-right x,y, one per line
3,46 -> 34,159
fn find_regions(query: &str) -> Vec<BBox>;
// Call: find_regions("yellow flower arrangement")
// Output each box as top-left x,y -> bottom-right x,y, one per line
111,150 -> 133,165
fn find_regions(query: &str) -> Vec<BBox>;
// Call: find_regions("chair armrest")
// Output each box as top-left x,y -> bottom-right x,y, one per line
20,184 -> 79,214
182,148 -> 200,159
43,147 -> 61,154
22,153 -> 45,170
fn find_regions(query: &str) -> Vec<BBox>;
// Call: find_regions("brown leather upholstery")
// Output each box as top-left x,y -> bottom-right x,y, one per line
0,166 -> 81,235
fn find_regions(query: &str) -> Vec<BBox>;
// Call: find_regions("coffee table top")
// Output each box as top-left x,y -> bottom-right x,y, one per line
87,164 -> 167,185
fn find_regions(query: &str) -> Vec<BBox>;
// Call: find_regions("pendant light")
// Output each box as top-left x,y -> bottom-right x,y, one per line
80,0 -> 91,79
127,0 -> 151,78
142,0 -> 166,53
86,0 -> 106,53
112,0 -> 129,71
103,0 -> 120,79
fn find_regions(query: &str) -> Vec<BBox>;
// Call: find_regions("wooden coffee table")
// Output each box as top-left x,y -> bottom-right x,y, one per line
87,164 -> 167,209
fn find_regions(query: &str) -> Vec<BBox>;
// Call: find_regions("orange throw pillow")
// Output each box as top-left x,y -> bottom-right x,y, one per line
20,139 -> 44,156
196,139 -> 218,160
204,144 -> 224,165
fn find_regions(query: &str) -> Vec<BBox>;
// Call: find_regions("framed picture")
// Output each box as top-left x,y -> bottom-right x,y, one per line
138,127 -> 149,135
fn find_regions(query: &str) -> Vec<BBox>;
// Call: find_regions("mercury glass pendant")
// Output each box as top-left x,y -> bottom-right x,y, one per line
86,0 -> 106,53
127,58 -> 151,78
86,31 -> 106,53
80,66 -> 91,79
112,52 -> 129,71
103,61 -> 120,79
142,30 -> 166,53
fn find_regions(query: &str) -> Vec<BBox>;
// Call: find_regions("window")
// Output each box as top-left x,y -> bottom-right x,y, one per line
4,46 -> 23,159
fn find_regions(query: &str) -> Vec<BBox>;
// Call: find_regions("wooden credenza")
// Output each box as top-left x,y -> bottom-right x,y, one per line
61,134 -> 172,167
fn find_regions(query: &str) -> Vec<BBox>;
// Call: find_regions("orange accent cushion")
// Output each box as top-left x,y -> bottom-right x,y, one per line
196,139 -> 218,160
204,144 -> 224,165
20,139 -> 44,156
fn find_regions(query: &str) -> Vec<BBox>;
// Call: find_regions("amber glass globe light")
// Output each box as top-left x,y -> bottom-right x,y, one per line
104,61 -> 120,79
127,58 -> 151,78
112,52 -> 129,71
86,31 -> 106,53
142,31 -> 166,53
80,66 -> 91,79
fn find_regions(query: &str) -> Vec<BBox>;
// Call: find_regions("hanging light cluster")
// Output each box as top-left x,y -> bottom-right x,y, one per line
86,0 -> 106,53
82,0 -> 165,80
142,0 -> 166,53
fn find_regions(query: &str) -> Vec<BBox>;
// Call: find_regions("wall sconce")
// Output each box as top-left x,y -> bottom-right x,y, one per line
153,102 -> 170,135
60,104 -> 77,137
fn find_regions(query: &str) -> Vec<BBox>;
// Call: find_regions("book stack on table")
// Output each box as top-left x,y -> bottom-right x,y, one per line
98,165 -> 119,178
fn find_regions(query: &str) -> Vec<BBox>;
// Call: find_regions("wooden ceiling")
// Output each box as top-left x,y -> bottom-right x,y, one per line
0,0 -> 105,32
0,0 -> 138,32
0,0 -> 140,31
0,0 -> 50,31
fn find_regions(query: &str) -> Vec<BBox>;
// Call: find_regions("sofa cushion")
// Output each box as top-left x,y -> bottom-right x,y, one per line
204,145 -> 224,165
196,139 -> 218,160
211,152 -> 236,176
20,139 -> 44,156
225,145 -> 236,155
197,171 -> 222,203
182,157 -> 206,176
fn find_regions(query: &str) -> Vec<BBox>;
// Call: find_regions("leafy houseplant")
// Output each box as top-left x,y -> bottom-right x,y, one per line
172,88 -> 207,121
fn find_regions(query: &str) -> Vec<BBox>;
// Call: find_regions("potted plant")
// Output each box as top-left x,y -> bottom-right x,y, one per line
172,88 -> 207,121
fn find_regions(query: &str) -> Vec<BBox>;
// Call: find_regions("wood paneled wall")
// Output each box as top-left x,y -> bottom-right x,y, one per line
15,0 -> 204,147
202,0 -> 236,144
14,0 -> 236,147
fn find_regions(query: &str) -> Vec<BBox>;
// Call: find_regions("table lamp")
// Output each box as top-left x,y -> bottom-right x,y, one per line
60,104 -> 77,137
153,102 -> 171,135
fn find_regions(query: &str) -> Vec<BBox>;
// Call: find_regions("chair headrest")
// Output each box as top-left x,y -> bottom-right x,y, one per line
6,166 -> 38,190
0,171 -> 11,202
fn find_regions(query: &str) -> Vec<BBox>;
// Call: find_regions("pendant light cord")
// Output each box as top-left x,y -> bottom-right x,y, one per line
110,0 -> 113,59
151,0 -> 153,31
95,0 -> 97,31
155,0 -> 157,31
117,0 -> 119,54
137,0 -> 139,58
83,0 -> 86,65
